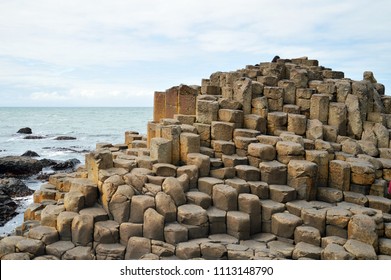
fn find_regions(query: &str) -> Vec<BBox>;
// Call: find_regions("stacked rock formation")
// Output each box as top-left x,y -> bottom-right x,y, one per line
1,56 -> 391,260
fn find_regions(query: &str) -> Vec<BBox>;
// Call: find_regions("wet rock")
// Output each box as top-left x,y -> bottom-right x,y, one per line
24,135 -> 45,139
52,158 -> 81,171
0,191 -> 17,226
0,178 -> 34,197
17,127 -> 32,134
54,136 -> 77,140
21,150 -> 40,157
39,158 -> 59,168
0,156 -> 43,177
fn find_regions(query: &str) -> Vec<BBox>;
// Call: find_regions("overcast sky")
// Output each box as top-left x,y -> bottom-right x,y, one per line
1,0 -> 390,107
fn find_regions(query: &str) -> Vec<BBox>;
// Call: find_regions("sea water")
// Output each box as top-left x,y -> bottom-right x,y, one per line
0,107 -> 153,235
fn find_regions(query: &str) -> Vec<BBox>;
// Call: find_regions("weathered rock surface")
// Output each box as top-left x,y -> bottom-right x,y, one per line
0,178 -> 34,197
0,156 -> 43,177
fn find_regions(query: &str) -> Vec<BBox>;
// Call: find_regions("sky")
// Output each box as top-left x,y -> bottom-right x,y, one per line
0,0 -> 390,107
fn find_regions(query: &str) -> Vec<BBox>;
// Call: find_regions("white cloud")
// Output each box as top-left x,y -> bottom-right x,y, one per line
25,83 -> 154,107
0,0 -> 390,106
30,91 -> 67,101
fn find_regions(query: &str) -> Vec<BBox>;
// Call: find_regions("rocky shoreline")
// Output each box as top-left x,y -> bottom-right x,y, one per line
1,56 -> 391,260
0,154 -> 81,228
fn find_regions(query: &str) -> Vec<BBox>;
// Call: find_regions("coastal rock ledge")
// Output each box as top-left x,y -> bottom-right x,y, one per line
0,156 -> 43,177
1,56 -> 391,260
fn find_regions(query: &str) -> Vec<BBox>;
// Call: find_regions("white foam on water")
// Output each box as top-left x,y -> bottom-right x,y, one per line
0,107 -> 153,235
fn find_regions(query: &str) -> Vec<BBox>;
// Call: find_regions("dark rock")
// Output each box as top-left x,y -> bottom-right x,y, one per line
0,178 -> 32,226
36,172 -> 55,180
0,178 -> 34,197
21,150 -> 40,157
52,158 -> 81,171
0,191 -> 18,226
0,156 -> 43,177
54,136 -> 77,140
39,158 -> 59,168
17,127 -> 32,134
24,135 -> 45,140
42,147 -> 90,153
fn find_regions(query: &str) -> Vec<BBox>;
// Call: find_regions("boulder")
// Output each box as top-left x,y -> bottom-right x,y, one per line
164,223 -> 188,245
28,225 -> 59,245
124,168 -> 153,193
345,94 -> 363,139
71,214 -> 94,246
177,165 -> 198,189
200,242 -> 227,259
143,208 -> 165,241
186,191 -> 211,209
125,237 -> 151,260
187,153 -> 210,177
378,238 -> 391,256
271,212 -> 302,238
176,242 -> 201,259
52,158 -> 81,171
130,195 -> 155,223
150,138 -> 172,164
21,150 -> 39,157
94,220 -> 120,244
259,160 -> 287,185
162,177 -> 186,206
119,223 -> 143,245
268,240 -> 295,259
306,119 -> 323,140
155,192 -> 177,222
17,127 -> 32,134
45,241 -> 75,259
109,184 -> 134,224
2,253 -> 31,260
213,184 -> 238,211
0,178 -> 34,197
292,242 -> 322,260
15,239 -> 45,257
177,204 -> 208,226
227,211 -> 251,240
322,243 -> 354,260
0,237 -> 19,258
326,208 -> 352,228
40,204 -> 65,228
64,191 -> 85,212
287,160 -> 318,201
348,214 -> 378,249
294,225 -> 321,246
343,239 -> 377,260
0,192 -> 17,226
57,211 -> 78,240
301,208 -> 327,236
96,243 -> 126,260
0,156 -> 43,177
62,246 -> 94,260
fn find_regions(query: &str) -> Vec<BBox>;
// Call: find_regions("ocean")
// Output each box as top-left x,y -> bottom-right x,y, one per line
0,107 -> 153,235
